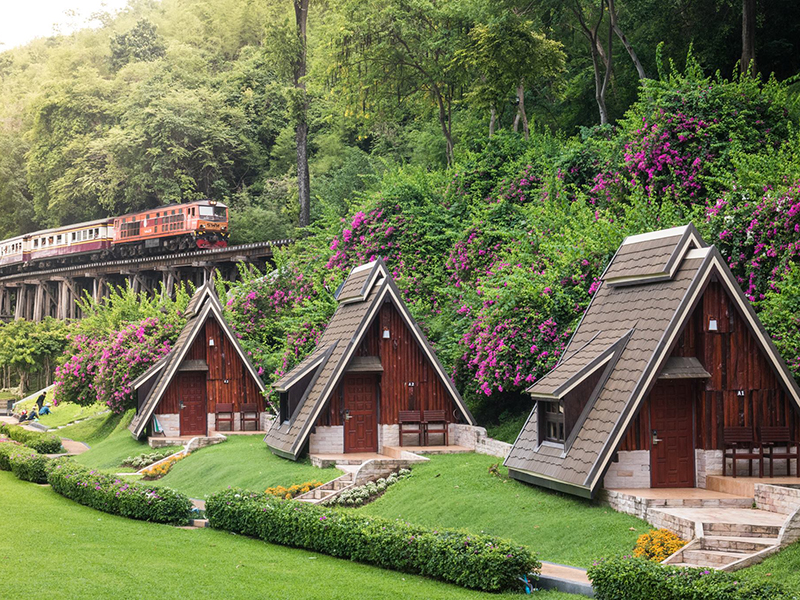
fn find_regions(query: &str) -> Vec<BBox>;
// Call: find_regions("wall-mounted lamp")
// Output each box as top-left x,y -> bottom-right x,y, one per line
209,338 -> 215,347
382,329 -> 391,339
708,319 -> 718,332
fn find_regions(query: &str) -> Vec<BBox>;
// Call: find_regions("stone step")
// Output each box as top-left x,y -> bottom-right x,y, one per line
703,522 -> 782,538
701,536 -> 779,553
682,549 -> 749,568
646,497 -> 754,509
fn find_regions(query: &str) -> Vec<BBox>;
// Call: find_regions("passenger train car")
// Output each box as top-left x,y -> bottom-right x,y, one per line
0,200 -> 229,275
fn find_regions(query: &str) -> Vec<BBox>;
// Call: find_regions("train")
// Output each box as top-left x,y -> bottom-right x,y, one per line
0,200 -> 228,275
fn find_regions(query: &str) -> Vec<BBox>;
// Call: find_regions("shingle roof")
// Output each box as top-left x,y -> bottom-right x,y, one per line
129,284 -> 266,439
506,224 -> 800,498
265,258 -> 475,459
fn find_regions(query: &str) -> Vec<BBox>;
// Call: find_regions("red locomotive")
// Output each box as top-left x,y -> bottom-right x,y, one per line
112,200 -> 229,257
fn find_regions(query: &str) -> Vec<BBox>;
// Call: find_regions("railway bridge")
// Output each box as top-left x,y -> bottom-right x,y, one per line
0,239 -> 291,321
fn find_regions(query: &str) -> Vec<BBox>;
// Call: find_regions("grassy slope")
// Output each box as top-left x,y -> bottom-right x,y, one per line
486,412 -> 529,444
0,472 -> 577,600
66,411 -> 154,471
744,541 -> 800,592
157,435 -> 342,499
15,388 -> 107,428
360,453 -> 646,568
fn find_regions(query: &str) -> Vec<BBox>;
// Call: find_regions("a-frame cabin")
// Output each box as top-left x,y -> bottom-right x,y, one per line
505,224 -> 800,498
129,284 -> 267,439
265,258 -> 475,460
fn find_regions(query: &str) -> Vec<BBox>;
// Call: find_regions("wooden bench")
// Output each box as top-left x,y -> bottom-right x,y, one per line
761,426 -> 800,478
215,402 -> 234,431
398,410 -> 422,447
240,403 -> 260,431
423,410 -> 448,446
723,427 -> 762,478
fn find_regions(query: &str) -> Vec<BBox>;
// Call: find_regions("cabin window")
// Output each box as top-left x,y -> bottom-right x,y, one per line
541,401 -> 565,444
279,392 -> 290,423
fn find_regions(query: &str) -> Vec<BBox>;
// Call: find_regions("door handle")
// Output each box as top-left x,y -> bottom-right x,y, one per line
180,402 -> 185,410
652,430 -> 663,445
343,410 -> 352,421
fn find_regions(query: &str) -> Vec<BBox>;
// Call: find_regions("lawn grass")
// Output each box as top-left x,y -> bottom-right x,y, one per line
744,540 -> 800,592
0,472 -> 578,599
485,412 -> 529,444
67,410 -> 155,471
13,389 -> 107,429
157,435 -> 342,499
360,453 -> 647,568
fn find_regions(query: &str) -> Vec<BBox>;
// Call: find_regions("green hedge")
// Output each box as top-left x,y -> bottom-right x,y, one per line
206,488 -> 538,592
588,557 -> 792,600
45,460 -> 192,525
0,441 -> 25,471
0,423 -> 62,453
9,449 -> 49,483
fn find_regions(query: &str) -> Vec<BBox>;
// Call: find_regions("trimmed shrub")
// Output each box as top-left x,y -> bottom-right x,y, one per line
206,488 -> 538,592
0,441 -> 24,471
633,529 -> 687,562
9,450 -> 49,483
588,556 -> 792,600
45,459 -> 192,525
0,423 -> 62,454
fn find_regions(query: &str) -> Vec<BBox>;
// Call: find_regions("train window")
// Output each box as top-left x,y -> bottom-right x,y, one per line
95,228 -> 99,237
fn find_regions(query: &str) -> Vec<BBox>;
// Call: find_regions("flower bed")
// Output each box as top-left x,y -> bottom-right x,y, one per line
588,556 -> 792,600
121,447 -> 182,469
206,488 -> 538,593
0,423 -> 63,454
46,459 -> 192,524
332,469 -> 411,506
632,529 -> 686,562
265,481 -> 323,499
140,453 -> 186,479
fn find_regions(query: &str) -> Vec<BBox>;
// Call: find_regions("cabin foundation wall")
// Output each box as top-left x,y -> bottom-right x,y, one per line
380,424 -> 400,450
604,450 -> 650,488
309,426 -> 343,454
695,449 -> 722,488
155,413 -> 180,437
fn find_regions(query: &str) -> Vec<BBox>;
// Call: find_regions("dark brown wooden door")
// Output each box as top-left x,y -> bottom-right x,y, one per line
179,372 -> 207,436
343,374 -> 378,452
650,380 -> 695,488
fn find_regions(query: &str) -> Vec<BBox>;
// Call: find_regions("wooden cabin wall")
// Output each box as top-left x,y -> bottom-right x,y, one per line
158,317 -> 265,415
317,302 -> 456,427
620,280 -> 800,451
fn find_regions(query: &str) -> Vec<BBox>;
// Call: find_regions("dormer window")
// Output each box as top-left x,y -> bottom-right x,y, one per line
542,401 -> 565,443
279,391 -> 290,423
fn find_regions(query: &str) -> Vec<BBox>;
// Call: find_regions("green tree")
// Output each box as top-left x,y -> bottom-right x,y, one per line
110,19 -> 167,72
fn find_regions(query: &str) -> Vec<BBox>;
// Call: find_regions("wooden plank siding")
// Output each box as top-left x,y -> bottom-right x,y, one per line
157,316 -> 265,416
620,281 -> 800,452
317,302 -> 458,427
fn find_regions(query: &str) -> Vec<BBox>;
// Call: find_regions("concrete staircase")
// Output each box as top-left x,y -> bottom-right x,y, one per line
294,469 -> 356,504
664,519 -> 781,570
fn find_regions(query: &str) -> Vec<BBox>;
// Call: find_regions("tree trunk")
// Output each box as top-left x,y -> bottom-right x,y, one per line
489,107 -> 496,137
741,0 -> 756,76
294,0 -> 311,227
516,83 -> 529,140
435,93 -> 454,165
573,0 -> 612,125
607,0 -> 646,79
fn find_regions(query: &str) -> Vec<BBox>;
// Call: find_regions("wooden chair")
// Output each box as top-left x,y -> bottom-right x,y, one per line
215,403 -> 234,431
240,403 -> 260,431
398,410 -> 422,447
760,426 -> 800,478
723,427 -> 762,478
423,410 -> 448,446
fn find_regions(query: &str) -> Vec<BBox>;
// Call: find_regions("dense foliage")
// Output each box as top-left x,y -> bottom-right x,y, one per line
46,459 -> 192,525
0,441 -> 24,471
9,449 -> 50,484
206,487 -> 539,592
0,423 -> 63,454
220,63 -> 800,423
0,318 -> 69,393
53,285 -> 192,413
588,556 -> 793,600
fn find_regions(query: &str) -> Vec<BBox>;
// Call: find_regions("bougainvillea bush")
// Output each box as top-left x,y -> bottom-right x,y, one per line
46,459 -> 192,524
218,58 -> 800,427
206,488 -> 538,592
53,285 -> 192,413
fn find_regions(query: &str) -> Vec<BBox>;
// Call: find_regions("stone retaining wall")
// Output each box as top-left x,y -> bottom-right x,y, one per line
309,426 -> 343,454
449,424 -> 512,458
154,413 -> 180,437
755,483 -> 800,515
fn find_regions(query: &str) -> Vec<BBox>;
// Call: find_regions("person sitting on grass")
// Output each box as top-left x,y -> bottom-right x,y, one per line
17,409 -> 27,422
26,408 -> 38,421
39,403 -> 51,416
